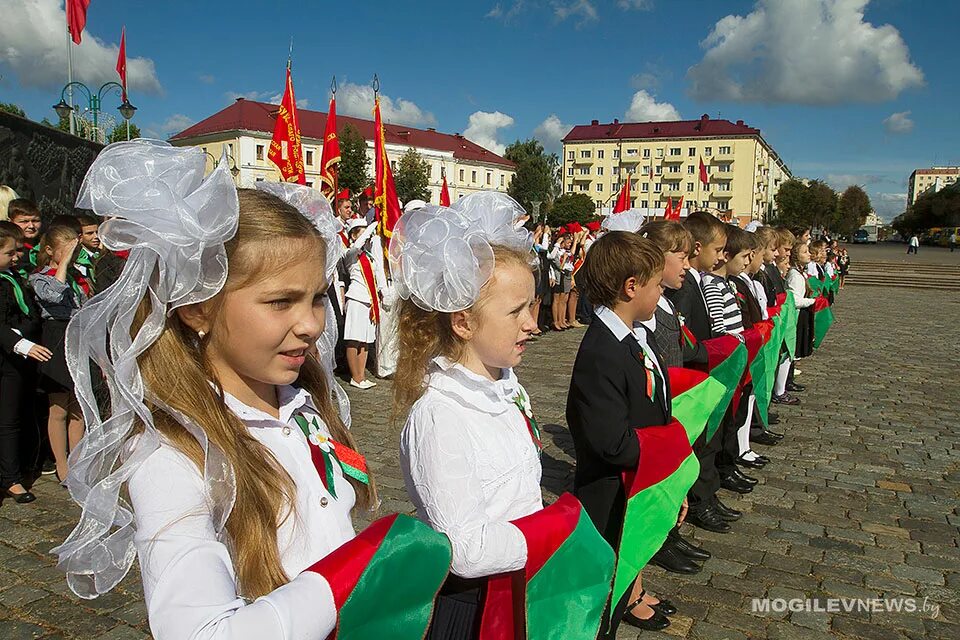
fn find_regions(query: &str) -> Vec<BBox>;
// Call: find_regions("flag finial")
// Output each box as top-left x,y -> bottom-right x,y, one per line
331,75 -> 337,96
372,74 -> 380,95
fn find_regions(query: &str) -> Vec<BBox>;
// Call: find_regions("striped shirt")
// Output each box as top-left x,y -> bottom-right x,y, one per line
702,273 -> 743,335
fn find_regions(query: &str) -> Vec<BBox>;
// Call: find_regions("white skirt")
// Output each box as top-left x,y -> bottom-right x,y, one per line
344,298 -> 377,344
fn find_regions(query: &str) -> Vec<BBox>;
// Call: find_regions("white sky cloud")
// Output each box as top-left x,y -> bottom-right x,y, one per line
336,82 -> 436,127
463,111 -> 515,155
687,0 -> 924,104
0,0 -> 161,95
533,114 -> 572,154
486,1 -> 526,20
553,0 -> 598,27
875,192 -> 907,221
143,113 -> 196,139
825,173 -> 885,189
625,90 -> 681,121
617,0 -> 653,10
883,111 -> 914,134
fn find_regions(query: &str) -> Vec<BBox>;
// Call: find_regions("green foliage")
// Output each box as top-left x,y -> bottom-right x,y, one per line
835,185 -> 872,237
394,147 -> 431,204
504,138 -> 555,213
547,193 -> 597,226
337,124 -> 370,195
41,114 -> 71,132
108,121 -> 141,143
0,103 -> 26,117
772,178 -> 839,231
893,182 -> 960,234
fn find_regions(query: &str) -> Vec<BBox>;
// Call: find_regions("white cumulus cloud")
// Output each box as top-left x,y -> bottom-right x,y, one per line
0,0 -> 161,94
533,114 -> 573,154
883,111 -> 913,134
553,0 -> 598,26
336,82 -> 436,128
687,0 -> 924,104
617,0 -> 653,10
825,173 -> 884,189
625,90 -> 681,121
463,111 -> 515,155
144,113 -> 196,139
486,1 -> 526,20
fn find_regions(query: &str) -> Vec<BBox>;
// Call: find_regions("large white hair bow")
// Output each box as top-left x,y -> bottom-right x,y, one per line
54,140 -> 240,599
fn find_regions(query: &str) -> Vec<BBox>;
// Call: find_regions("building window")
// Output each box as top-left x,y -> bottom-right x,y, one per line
612,166 -> 620,175
688,147 -> 696,157
655,166 -> 662,175
597,166 -> 604,176
669,183 -> 680,192
719,163 -> 731,172
642,148 -> 650,158
305,149 -> 314,166
597,183 -> 603,192
305,181 -> 313,188
256,144 -> 265,161
687,182 -> 694,191
717,201 -> 729,211
227,144 -> 233,155
670,147 -> 681,156
580,150 -> 592,158
627,148 -> 638,156
500,174 -> 505,187
568,151 -> 574,160
719,146 -> 731,154
580,167 -> 590,175
717,183 -> 731,191
567,167 -> 574,176
579,184 -> 589,191
255,177 -> 265,182
486,172 -> 492,186
567,183 -> 574,192
613,149 -> 621,159
471,170 -> 477,183
701,200 -> 709,208
391,160 -> 398,172
459,169 -> 465,181
669,165 -> 680,173
687,165 -> 695,174
642,183 -> 649,192
597,150 -> 604,159
656,148 -> 664,158
612,182 -> 620,192
641,200 -> 648,208
704,147 -> 712,156
597,200 -> 604,209
654,183 -> 662,193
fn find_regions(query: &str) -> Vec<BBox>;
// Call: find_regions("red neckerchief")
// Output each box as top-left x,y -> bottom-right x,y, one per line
357,252 -> 380,324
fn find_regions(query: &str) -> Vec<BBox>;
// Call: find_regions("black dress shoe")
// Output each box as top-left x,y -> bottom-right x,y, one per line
651,598 -> 677,616
736,455 -> 767,469
622,600 -> 671,631
786,382 -> 805,392
713,499 -> 742,521
687,507 -> 732,533
771,393 -> 801,406
767,411 -> 780,424
721,474 -> 755,493
650,543 -> 702,574
730,467 -> 758,485
669,529 -> 711,560
752,431 -> 781,446
765,429 -> 784,440
4,489 -> 36,504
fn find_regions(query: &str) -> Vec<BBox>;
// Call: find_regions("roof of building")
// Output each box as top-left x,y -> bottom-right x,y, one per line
911,167 -> 960,176
562,114 -> 761,142
170,98 -> 515,168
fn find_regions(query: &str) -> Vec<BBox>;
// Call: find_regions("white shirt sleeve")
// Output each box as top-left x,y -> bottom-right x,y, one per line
128,445 -> 338,640
786,270 -> 816,309
13,337 -> 34,358
400,403 -> 527,579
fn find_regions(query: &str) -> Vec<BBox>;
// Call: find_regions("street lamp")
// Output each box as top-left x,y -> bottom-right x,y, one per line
52,81 -> 137,143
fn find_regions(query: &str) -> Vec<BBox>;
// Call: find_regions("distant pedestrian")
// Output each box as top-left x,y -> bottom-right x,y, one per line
950,231 -> 957,253
908,235 -> 919,255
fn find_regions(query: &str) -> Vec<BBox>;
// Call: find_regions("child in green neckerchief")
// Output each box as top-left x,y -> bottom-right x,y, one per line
6,199 -> 43,279
75,214 -> 101,286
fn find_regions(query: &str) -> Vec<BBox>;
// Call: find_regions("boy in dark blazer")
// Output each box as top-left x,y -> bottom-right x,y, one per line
567,231 -> 674,635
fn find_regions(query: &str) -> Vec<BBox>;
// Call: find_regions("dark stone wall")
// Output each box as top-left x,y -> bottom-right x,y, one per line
0,111 -> 103,223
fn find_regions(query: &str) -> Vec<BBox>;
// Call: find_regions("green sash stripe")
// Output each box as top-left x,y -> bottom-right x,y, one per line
0,272 -> 30,316
813,306 -> 834,349
782,293 -> 797,362
671,376 -> 726,445
705,343 -> 747,442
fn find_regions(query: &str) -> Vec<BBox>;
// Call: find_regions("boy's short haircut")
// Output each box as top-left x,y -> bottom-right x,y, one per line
0,220 -> 24,243
579,231 -> 665,309
790,226 -> 809,238
753,225 -> 778,247
50,214 -> 82,234
639,220 -> 693,255
775,227 -> 796,247
684,211 -> 727,245
76,214 -> 99,227
6,198 -> 41,220
723,226 -> 754,256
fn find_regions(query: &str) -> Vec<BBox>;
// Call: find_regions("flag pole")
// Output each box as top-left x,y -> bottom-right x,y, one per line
331,75 -> 338,199
64,12 -> 75,135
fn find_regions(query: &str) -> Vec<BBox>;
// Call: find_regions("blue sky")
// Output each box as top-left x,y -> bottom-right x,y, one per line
1,0 -> 957,221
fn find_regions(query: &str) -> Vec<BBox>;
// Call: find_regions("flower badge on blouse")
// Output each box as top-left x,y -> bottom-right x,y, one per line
512,389 -> 543,453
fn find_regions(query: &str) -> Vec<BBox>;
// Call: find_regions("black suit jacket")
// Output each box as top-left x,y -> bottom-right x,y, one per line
0,271 -> 42,358
567,318 -> 671,546
664,271 -> 714,368
731,276 -> 763,328
764,263 -> 787,299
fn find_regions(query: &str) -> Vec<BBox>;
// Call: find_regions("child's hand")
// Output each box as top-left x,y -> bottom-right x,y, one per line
677,497 -> 689,526
27,344 -> 53,362
58,238 -> 80,264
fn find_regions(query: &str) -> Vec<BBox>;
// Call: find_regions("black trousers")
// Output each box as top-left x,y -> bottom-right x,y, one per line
0,355 -> 39,490
688,427 -> 721,509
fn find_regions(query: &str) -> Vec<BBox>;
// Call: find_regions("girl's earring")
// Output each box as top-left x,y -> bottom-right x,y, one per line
197,330 -> 206,339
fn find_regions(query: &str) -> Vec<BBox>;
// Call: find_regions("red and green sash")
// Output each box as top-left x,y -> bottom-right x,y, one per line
696,334 -> 748,442
40,267 -> 88,301
0,272 -> 30,316
812,295 -> 834,349
479,493 -> 614,640
75,248 -> 98,284
749,320 -> 777,425
357,252 -> 381,324
780,292 -> 797,361
806,273 -> 825,297
668,367 -> 728,445
306,513 -> 451,639
294,413 -> 370,499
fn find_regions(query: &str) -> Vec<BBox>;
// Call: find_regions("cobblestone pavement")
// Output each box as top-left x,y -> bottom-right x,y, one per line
1,285 -> 958,639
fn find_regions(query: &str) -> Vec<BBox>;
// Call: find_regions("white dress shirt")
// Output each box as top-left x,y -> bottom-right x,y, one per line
400,357 -> 542,579
786,268 -> 816,309
742,273 -> 769,320
127,385 -> 356,640
595,305 -> 667,413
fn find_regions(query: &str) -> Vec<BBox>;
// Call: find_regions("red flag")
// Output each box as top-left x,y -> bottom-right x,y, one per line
699,156 -> 709,187
374,95 -> 402,238
319,94 -> 341,199
439,169 -> 451,206
612,173 -> 631,213
648,164 -> 654,180
268,64 -> 305,184
66,0 -> 90,45
666,195 -> 683,220
665,196 -> 674,219
116,27 -> 127,101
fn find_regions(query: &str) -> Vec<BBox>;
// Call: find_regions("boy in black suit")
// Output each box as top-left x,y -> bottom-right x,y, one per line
567,231 -> 674,635
663,212 -> 733,533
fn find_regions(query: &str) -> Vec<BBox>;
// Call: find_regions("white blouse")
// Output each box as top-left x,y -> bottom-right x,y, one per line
400,357 -> 543,579
786,268 -> 816,309
127,385 -> 356,640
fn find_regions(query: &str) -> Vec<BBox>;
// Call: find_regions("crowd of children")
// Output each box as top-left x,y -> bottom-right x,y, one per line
2,139 -> 842,640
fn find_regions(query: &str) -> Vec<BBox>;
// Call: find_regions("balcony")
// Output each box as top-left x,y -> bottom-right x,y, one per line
713,191 -> 733,199
713,150 -> 734,160
572,157 -> 593,165
662,156 -> 684,164
711,172 -> 733,181
662,174 -> 683,181
573,175 -> 592,183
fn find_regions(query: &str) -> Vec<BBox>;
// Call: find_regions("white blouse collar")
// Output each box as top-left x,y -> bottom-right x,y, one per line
426,356 -> 520,416
222,385 -> 318,428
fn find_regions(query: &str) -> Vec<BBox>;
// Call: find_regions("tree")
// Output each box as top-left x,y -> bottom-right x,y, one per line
0,103 -> 26,118
394,147 -> 431,204
41,114 -> 71,133
504,139 -> 555,214
807,180 -> 839,231
337,124 -> 370,195
894,182 -> 960,234
772,178 -> 838,231
546,193 -> 596,226
108,121 -> 141,143
835,185 -> 872,237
